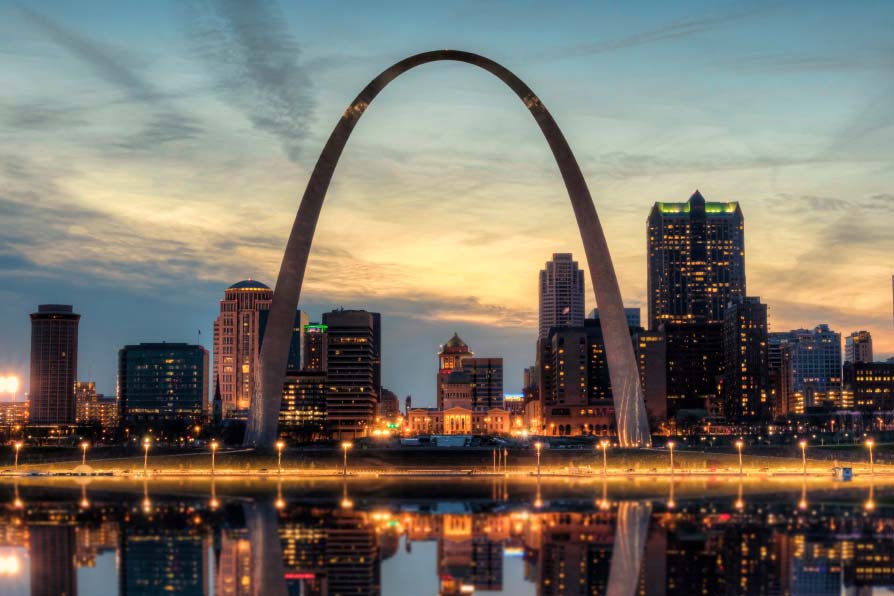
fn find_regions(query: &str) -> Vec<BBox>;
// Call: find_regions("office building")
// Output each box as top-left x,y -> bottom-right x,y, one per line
462,357 -> 504,410
774,325 -> 842,408
647,191 -> 745,329
664,322 -> 723,416
280,370 -> 327,440
75,381 -> 119,429
634,330 -> 667,423
212,280 -> 272,417
538,253 -> 585,340
721,297 -> 769,421
303,323 -> 328,371
322,309 -> 380,439
29,304 -> 80,425
118,343 -> 209,425
844,361 -> 894,410
768,336 -> 795,416
844,330 -> 873,364
0,400 -> 28,429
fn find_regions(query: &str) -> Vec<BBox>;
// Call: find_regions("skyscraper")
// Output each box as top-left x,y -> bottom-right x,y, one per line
844,330 -> 873,364
303,323 -> 328,371
29,304 -> 80,425
538,253 -> 585,340
647,191 -> 745,329
213,280 -> 272,417
118,343 -> 209,426
664,322 -> 723,416
462,358 -> 504,410
721,297 -> 769,421
322,309 -> 380,439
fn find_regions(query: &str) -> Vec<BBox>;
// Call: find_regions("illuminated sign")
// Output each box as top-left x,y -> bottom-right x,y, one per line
304,324 -> 328,333
503,546 -> 525,557
284,572 -> 317,580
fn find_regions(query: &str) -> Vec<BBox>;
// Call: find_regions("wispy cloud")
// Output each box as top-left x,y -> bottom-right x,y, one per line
14,5 -> 203,151
542,4 -> 775,59
181,0 -> 314,162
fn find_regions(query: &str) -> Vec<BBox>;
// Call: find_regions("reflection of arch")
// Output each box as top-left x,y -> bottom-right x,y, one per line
244,50 -> 651,448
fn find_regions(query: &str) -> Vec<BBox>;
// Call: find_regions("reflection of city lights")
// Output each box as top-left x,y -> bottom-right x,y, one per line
142,497 -> 152,513
798,498 -> 808,511
12,498 -> 23,509
209,497 -> 220,510
0,552 -> 22,576
275,498 -> 286,510
865,499 -> 876,512
341,498 -> 354,509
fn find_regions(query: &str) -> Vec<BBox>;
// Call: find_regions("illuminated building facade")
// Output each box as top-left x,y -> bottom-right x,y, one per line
406,406 -> 510,435
29,304 -> 80,425
213,280 -> 272,417
280,371 -> 327,440
844,330 -> 873,364
322,309 -> 380,439
635,330 -> 667,423
773,325 -> 842,408
437,333 -> 473,410
0,400 -> 28,430
844,361 -> 894,410
647,191 -> 745,329
721,297 -> 769,421
75,381 -> 119,430
538,253 -> 585,341
118,342 -> 208,425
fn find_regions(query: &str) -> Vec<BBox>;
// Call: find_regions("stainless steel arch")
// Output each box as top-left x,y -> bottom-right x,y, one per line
244,50 -> 651,448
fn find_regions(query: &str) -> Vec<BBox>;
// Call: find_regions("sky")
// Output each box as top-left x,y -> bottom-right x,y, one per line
1,0 -> 892,405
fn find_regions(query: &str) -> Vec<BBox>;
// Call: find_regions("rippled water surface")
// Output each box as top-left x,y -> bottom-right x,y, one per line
1,476 -> 894,595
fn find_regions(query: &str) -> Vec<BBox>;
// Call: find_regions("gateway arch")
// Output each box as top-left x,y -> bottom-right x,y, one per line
244,50 -> 651,448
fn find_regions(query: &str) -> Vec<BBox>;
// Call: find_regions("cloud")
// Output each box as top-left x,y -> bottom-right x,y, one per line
181,0 -> 314,162
542,4 -> 775,60
15,5 -> 204,152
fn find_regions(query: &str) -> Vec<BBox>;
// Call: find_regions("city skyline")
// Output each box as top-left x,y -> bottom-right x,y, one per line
2,1 -> 893,403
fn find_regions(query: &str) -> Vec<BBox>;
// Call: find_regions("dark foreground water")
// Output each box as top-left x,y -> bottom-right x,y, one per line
0,476 -> 893,595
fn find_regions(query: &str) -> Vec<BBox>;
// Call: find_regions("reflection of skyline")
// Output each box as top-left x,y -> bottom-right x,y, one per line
4,492 -> 894,595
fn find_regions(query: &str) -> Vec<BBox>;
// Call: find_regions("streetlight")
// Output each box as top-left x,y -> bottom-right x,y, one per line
142,438 -> 151,476
210,440 -> 219,475
13,441 -> 23,471
80,441 -> 89,466
341,441 -> 353,476
276,440 -> 285,474
799,440 -> 807,476
866,439 -> 875,476
534,442 -> 542,476
735,439 -> 744,476
667,441 -> 676,475
599,440 -> 609,476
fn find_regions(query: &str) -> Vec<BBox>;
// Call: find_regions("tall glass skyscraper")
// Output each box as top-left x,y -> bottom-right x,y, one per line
538,253 -> 585,341
647,190 -> 745,329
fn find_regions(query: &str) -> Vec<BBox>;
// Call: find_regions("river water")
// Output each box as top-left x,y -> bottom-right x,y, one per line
0,476 -> 891,595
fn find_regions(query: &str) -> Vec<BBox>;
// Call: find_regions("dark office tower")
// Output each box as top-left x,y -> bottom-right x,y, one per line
280,370 -> 327,440
303,323 -> 328,371
29,304 -> 80,425
118,343 -> 209,426
30,524 -> 76,596
325,511 -> 380,596
322,309 -> 379,439
721,297 -> 769,421
664,322 -> 724,417
462,358 -> 504,410
647,191 -> 745,329
845,330 -> 873,364
538,253 -> 585,340
471,538 -> 503,591
259,309 -> 309,373
634,330 -> 667,423
768,335 -> 795,416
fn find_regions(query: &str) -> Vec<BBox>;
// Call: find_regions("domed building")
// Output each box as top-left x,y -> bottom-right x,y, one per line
437,332 -> 473,410
212,279 -> 272,417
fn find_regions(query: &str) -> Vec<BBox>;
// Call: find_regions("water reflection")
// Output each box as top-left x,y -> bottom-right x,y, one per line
0,479 -> 893,595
